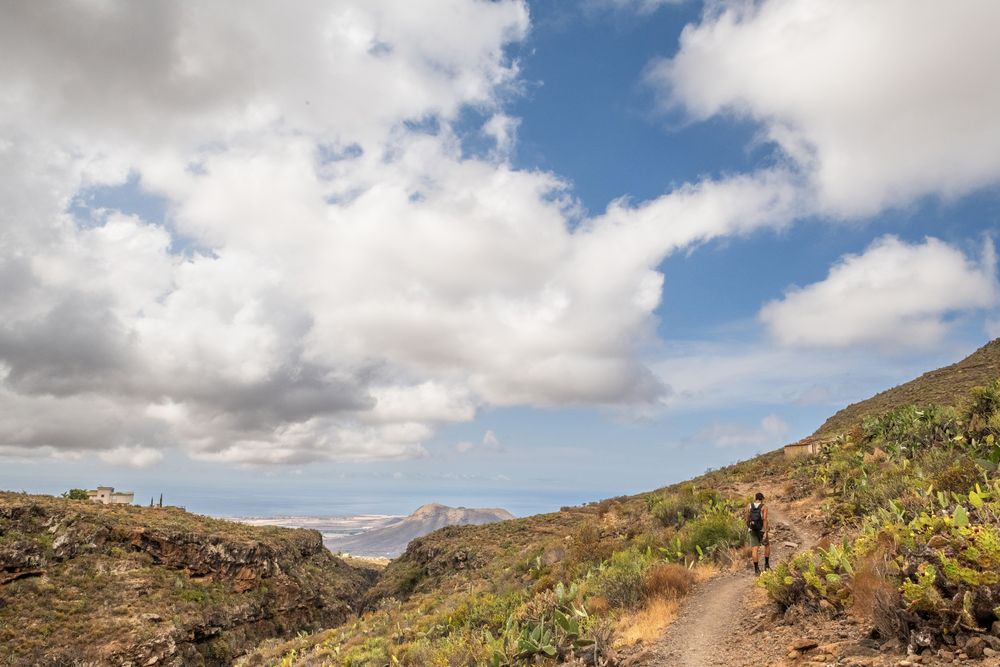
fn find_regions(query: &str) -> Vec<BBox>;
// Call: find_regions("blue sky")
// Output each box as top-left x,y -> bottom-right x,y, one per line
2,1 -> 1000,517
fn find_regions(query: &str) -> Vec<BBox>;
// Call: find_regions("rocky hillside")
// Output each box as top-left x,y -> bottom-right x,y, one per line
325,503 -> 515,558
814,337 -> 1000,438
241,337 -> 1000,666
0,493 -> 377,666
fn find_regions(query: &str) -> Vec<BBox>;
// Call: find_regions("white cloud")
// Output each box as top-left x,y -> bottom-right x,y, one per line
759,236 -> 999,348
653,339 -> 913,413
5,0 -> 801,467
0,1 -> 529,150
0,1 -> 539,466
455,430 -> 504,454
690,414 -> 789,449
99,446 -> 164,469
593,0 -> 685,13
6,0 -> 992,469
649,0 -> 1000,216
482,430 -> 502,450
482,113 -> 520,160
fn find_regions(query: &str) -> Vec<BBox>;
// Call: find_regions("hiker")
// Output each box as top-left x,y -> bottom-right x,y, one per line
746,492 -> 769,574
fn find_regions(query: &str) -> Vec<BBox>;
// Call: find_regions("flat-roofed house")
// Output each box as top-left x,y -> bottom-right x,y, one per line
87,486 -> 134,505
783,438 -> 822,459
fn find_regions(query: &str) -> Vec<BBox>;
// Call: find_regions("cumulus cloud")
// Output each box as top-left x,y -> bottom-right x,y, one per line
689,414 -> 789,449
649,0 -> 1000,216
0,1 -> 529,149
0,0 -> 808,467
759,236 -> 1000,348
6,1 -> 991,468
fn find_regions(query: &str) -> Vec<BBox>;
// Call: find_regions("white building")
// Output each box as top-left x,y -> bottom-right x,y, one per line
87,486 -> 134,505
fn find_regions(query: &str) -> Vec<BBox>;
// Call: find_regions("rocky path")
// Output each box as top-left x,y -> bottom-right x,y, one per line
630,503 -> 819,666
645,571 -> 754,666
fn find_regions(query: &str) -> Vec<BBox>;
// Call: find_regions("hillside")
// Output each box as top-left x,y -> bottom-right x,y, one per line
0,493 -> 377,666
240,338 -> 1000,666
6,340 -> 1000,666
325,503 -> 515,558
814,337 -> 1000,438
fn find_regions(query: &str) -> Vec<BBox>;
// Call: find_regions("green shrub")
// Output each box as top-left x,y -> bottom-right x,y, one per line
649,496 -> 699,528
931,456 -> 982,493
177,588 -> 206,604
762,483 -> 1000,648
567,522 -> 614,569
678,512 -> 744,558
595,549 -> 650,609
449,591 -> 523,632
759,544 -> 853,612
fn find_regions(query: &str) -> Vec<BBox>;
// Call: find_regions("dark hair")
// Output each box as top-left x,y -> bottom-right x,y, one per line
754,492 -> 765,501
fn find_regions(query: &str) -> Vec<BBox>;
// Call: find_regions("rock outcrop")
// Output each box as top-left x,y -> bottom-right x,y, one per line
325,502 -> 514,558
0,493 -> 377,666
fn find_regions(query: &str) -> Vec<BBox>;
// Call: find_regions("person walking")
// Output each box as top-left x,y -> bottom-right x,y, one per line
747,492 -> 769,575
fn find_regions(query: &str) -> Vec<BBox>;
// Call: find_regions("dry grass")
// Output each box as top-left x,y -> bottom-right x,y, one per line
641,563 -> 695,600
692,562 -> 719,582
616,596 -> 680,645
341,555 -> 390,570
586,595 -> 610,615
615,562 -> 719,647
849,560 -> 906,640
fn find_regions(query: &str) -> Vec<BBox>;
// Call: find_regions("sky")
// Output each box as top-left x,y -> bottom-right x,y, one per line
2,0 -> 1000,517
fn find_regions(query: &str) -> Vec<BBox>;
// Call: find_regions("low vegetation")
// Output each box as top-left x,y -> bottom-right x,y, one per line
9,341 -> 1000,665
761,380 -> 1000,651
244,343 -> 1000,665
240,485 -> 752,665
814,338 -> 1000,439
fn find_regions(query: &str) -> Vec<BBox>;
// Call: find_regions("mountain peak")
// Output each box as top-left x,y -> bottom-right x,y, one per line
326,503 -> 514,558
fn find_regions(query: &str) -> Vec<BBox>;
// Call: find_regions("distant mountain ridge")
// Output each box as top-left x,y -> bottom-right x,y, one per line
813,337 -> 1000,438
325,503 -> 514,558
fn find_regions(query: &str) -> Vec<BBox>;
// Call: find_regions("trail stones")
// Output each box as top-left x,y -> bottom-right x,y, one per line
964,635 -> 986,658
787,638 -> 820,658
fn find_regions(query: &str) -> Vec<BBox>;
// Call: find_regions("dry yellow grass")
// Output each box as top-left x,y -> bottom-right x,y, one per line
615,562 -> 720,647
616,596 -> 680,646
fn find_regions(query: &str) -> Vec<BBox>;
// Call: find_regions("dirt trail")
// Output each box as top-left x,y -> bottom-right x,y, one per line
634,503 -> 817,666
645,572 -> 754,666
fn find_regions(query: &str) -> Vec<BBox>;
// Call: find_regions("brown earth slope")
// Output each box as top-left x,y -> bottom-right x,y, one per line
0,493 -> 377,666
814,337 -> 1000,438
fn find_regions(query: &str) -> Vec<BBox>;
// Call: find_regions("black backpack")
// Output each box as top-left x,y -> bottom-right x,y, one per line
748,503 -> 764,531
